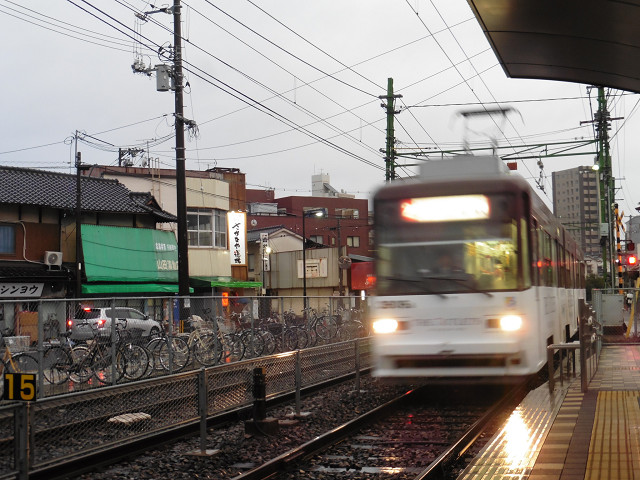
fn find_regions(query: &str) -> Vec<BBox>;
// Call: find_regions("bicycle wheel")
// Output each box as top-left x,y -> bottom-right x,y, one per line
292,326 -> 310,349
69,345 -> 93,383
92,344 -> 124,385
158,336 -> 190,372
118,344 -> 150,381
260,329 -> 277,355
193,333 -> 221,367
241,330 -> 265,359
5,352 -> 38,375
281,328 -> 299,352
221,334 -> 244,363
315,315 -> 338,341
146,337 -> 166,373
42,346 -> 72,384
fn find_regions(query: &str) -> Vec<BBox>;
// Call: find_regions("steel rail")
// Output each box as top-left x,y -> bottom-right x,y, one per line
26,368 -> 370,480
413,380 -> 531,480
230,388 -> 419,480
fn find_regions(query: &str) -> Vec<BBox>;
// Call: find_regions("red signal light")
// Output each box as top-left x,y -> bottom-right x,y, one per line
628,255 -> 638,266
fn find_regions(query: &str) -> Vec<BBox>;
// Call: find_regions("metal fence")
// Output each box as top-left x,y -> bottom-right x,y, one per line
547,300 -> 602,394
0,336 -> 371,478
0,295 -> 368,399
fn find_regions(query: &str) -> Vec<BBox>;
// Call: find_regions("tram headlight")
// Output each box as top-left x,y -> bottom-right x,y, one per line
372,318 -> 399,334
500,315 -> 523,332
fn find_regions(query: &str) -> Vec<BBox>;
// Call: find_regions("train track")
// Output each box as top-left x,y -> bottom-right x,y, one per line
24,378 -> 530,480
23,367 -> 375,480
233,382 -> 529,480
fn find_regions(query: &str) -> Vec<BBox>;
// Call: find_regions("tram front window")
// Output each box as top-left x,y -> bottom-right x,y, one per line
376,222 -> 520,295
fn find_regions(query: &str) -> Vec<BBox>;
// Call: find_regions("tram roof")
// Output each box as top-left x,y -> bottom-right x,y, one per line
467,0 -> 640,94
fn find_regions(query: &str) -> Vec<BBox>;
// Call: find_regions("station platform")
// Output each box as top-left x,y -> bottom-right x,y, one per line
458,343 -> 640,480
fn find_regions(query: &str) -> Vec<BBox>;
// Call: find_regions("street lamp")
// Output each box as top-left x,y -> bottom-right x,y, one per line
302,208 -> 325,306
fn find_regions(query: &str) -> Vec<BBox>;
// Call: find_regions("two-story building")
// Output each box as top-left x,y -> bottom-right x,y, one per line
84,165 -> 261,297
0,165 -> 178,335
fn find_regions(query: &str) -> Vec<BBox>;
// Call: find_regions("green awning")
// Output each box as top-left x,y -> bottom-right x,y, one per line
190,276 -> 262,289
81,225 -> 179,283
81,283 -> 191,294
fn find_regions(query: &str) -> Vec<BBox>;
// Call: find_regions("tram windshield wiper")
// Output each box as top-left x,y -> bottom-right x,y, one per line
382,275 -> 445,296
417,271 -> 493,297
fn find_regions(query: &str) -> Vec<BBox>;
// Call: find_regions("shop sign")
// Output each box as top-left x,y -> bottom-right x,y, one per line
227,211 -> 247,266
0,283 -> 44,298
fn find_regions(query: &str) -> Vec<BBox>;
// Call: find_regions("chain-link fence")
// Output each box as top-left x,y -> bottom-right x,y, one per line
592,288 -> 640,336
1,331 -> 371,477
0,295 -> 369,400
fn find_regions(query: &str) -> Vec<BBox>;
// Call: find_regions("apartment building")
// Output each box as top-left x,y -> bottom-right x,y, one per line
552,166 -> 601,269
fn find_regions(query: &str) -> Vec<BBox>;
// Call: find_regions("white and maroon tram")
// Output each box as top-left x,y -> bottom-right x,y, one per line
370,156 -> 585,381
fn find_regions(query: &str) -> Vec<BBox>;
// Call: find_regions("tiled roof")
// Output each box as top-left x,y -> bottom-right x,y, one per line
247,225 -> 289,242
0,166 -> 177,222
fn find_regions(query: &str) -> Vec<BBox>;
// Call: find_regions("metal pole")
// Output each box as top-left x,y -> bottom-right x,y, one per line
355,339 -> 361,392
198,368 -> 208,452
579,300 -> 588,392
302,212 -> 307,308
295,350 -> 302,416
15,403 -> 28,480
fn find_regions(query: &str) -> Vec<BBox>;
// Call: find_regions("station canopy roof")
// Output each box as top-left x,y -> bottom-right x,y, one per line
468,0 -> 640,94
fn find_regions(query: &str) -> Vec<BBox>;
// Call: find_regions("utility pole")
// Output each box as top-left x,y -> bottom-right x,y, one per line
379,78 -> 402,182
581,86 -> 622,288
74,132 -> 90,298
173,0 -> 190,310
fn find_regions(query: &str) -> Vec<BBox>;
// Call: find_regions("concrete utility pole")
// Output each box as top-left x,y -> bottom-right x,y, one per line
173,0 -> 190,306
379,78 -> 402,182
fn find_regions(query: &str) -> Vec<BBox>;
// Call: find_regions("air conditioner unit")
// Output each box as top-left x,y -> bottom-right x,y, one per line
44,251 -> 63,267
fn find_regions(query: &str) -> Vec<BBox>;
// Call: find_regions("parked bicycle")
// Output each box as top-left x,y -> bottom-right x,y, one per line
183,315 -> 222,367
1,330 -> 38,397
42,318 -> 150,386
145,322 -> 190,373
303,306 -> 339,344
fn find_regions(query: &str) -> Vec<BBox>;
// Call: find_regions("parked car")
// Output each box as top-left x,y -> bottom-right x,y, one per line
68,306 -> 161,341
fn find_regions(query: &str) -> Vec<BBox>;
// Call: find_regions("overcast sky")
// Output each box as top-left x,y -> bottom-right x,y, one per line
2,0 -> 640,218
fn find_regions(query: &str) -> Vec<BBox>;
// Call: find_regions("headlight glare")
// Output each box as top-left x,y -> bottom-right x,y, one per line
372,318 -> 399,334
500,315 -> 523,331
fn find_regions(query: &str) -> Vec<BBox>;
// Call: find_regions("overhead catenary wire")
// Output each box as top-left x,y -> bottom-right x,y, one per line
63,0 -> 385,171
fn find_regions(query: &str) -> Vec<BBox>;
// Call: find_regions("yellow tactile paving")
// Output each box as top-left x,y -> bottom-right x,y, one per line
459,346 -> 640,480
590,346 -> 640,390
586,391 -> 640,480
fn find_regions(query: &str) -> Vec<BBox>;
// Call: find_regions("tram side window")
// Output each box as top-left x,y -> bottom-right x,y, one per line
539,230 -> 555,287
570,253 -> 576,289
531,220 -> 540,286
521,218 -> 531,289
557,241 -> 565,288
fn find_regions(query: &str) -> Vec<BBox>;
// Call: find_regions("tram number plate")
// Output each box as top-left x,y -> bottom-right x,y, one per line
3,373 -> 36,402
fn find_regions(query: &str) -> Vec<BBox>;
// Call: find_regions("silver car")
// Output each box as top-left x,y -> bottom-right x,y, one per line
69,306 -> 161,341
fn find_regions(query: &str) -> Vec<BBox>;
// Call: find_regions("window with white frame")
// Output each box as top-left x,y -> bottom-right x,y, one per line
187,208 -> 227,248
347,236 -> 360,247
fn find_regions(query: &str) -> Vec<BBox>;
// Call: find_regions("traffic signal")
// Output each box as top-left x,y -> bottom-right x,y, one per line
619,253 -> 638,266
